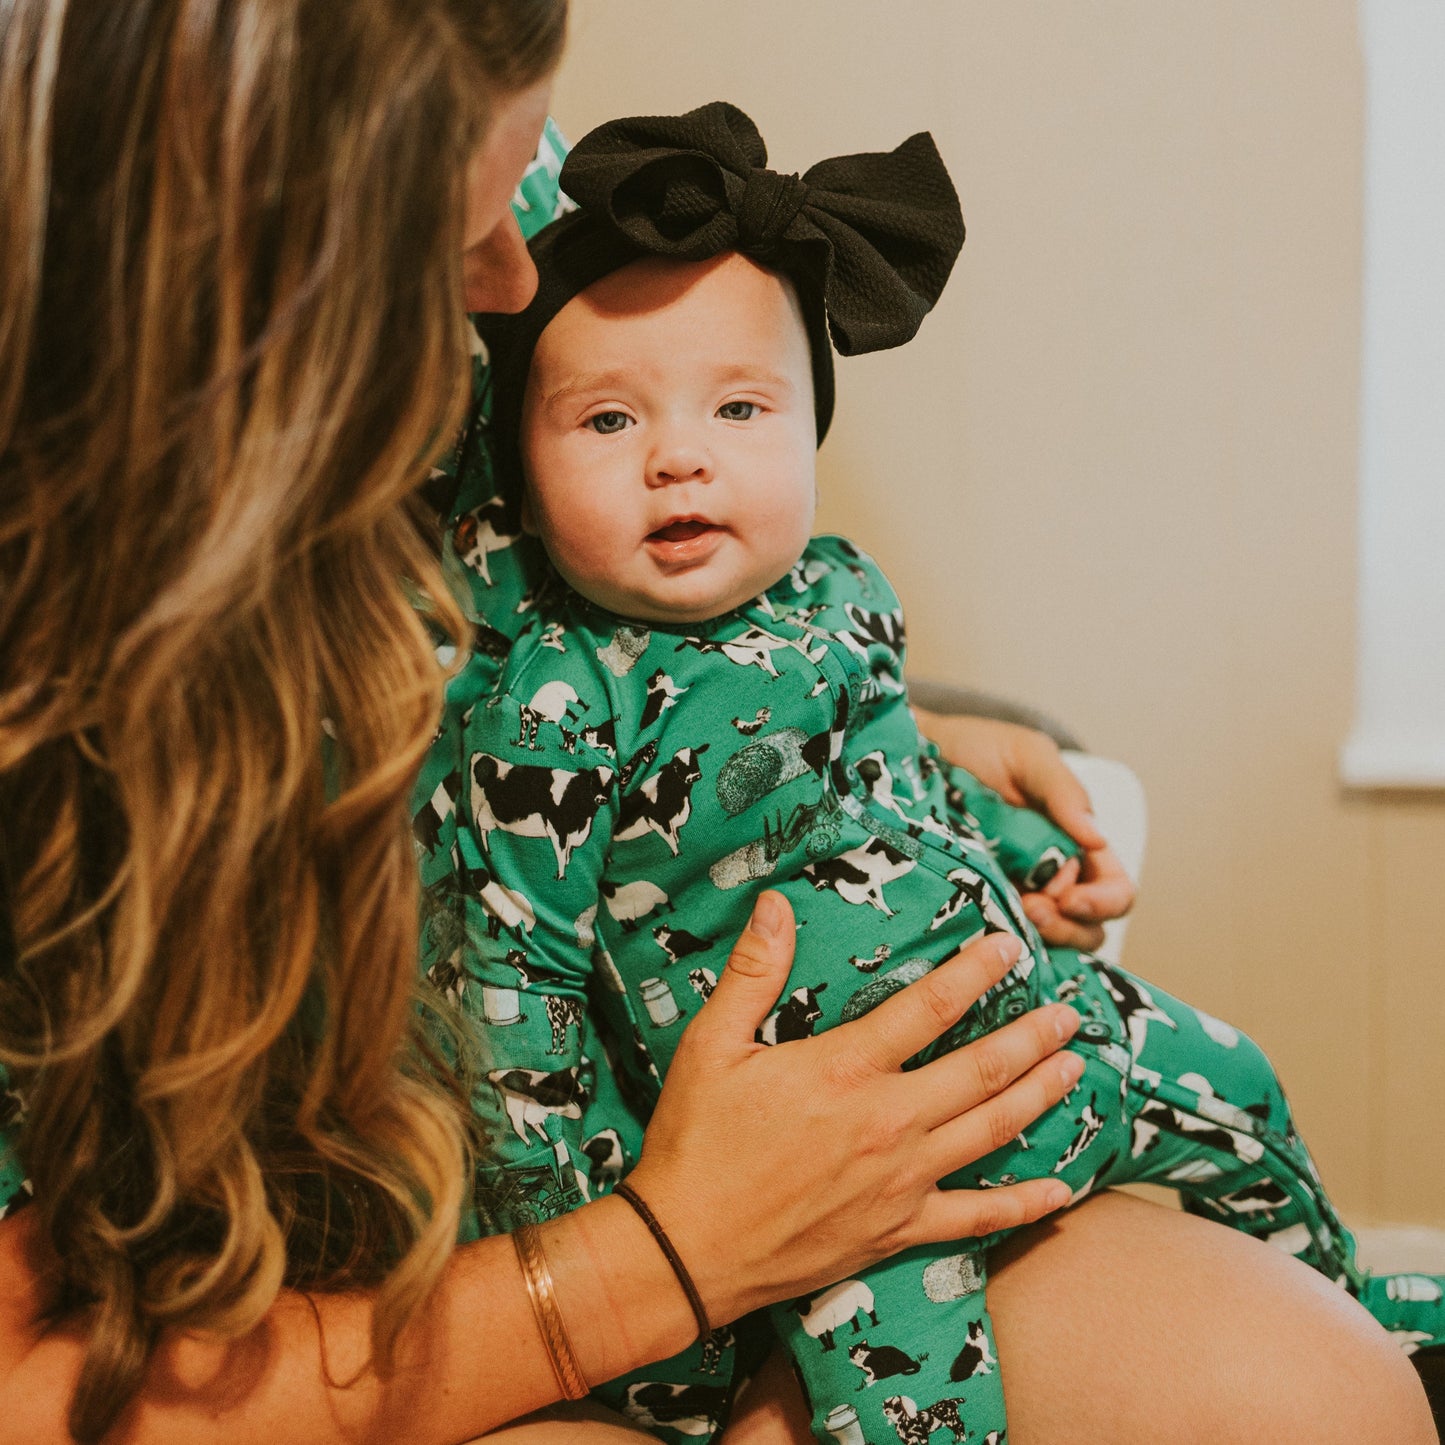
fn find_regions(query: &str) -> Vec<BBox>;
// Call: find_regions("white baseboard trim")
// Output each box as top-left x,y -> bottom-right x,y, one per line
1354,1224 -> 1445,1274
1116,1186 -> 1445,1273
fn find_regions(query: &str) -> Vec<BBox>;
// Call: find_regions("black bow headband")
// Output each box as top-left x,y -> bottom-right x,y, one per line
478,100 -> 964,457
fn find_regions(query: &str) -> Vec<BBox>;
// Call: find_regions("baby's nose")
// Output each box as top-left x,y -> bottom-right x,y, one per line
647,439 -> 712,487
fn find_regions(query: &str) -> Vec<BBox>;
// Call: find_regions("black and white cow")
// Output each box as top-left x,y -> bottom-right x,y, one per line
756,983 -> 827,1045
640,668 -> 689,729
1093,959 -> 1177,1056
1130,1096 -> 1265,1166
621,1382 -> 728,1438
1054,1093 -> 1106,1173
839,601 -> 905,652
803,839 -> 914,916
929,865 -> 1018,937
675,625 -> 797,678
471,753 -> 614,879
855,752 -> 914,823
581,1128 -> 625,1188
948,1319 -> 996,1381
615,746 -> 707,855
619,740 -> 659,792
653,924 -> 715,966
1021,844 -> 1070,892
800,689 -> 850,783
732,706 -> 771,735
453,496 -> 519,586
881,1393 -> 969,1445
543,994 -> 583,1055
1199,1178 -> 1292,1218
485,1065 -> 584,1144
412,769 -> 459,853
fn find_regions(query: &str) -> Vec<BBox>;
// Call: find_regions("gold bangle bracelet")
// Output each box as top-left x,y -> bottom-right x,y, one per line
513,1223 -> 589,1401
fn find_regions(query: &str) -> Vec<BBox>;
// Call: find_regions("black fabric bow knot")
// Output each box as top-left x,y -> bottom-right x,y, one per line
477,100 -> 965,450
558,101 -> 964,359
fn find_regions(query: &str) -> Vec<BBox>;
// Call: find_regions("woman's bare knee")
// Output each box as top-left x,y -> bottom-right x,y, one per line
988,1190 -> 1437,1444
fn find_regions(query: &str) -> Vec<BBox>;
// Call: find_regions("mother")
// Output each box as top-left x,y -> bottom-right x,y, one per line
0,2 -> 1431,1443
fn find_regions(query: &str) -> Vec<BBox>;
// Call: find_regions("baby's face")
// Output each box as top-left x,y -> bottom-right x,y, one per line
520,252 -> 818,624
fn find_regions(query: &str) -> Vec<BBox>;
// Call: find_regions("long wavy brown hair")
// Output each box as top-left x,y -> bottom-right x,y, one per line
0,0 -> 565,1437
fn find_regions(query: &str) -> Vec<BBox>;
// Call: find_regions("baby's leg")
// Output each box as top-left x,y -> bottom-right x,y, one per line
768,1244 -> 1006,1445
1096,957 -> 1445,1355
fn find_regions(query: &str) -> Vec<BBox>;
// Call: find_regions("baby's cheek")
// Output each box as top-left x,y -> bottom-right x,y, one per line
554,507 -> 632,590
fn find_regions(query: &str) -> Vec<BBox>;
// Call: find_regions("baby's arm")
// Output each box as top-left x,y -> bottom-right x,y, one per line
812,535 -> 1083,895
913,709 -> 1135,948
931,745 -> 1081,892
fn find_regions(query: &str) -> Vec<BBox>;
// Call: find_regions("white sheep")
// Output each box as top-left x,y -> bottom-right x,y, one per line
600,878 -> 670,931
793,1279 -> 878,1350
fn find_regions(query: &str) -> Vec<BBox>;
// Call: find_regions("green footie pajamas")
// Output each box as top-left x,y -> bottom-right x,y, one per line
415,530 -> 1445,1445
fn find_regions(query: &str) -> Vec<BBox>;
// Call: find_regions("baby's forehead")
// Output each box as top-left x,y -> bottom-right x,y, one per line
533,251 -> 811,368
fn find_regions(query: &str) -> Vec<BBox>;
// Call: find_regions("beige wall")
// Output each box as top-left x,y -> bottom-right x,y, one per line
553,1 -> 1445,1225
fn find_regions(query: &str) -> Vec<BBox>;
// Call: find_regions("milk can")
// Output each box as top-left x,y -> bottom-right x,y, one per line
640,977 -> 680,1027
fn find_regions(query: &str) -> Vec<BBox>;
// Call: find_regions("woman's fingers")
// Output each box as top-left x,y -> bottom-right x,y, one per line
909,1001 -> 1082,1131
836,933 -> 1025,1075
921,1049 -> 1085,1182
912,1175 -> 1073,1247
1007,734 -> 1106,852
689,890 -> 796,1048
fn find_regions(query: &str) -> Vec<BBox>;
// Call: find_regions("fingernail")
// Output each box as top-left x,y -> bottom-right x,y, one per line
1072,899 -> 1096,921
1052,1006 -> 1079,1042
1047,1181 -> 1073,1209
995,934 -> 1022,965
1060,1052 -> 1085,1083
751,891 -> 784,940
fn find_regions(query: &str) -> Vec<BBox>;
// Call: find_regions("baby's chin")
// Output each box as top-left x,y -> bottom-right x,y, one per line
570,564 -> 791,627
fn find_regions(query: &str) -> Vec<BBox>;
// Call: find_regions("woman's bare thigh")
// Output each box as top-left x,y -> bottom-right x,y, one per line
990,1190 -> 1435,1444
721,1191 -> 1438,1445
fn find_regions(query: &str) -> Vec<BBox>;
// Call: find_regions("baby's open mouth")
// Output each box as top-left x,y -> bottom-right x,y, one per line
648,520 -> 718,543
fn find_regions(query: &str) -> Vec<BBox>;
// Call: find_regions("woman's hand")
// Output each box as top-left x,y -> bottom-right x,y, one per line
914,709 -> 1135,951
627,892 -> 1084,1325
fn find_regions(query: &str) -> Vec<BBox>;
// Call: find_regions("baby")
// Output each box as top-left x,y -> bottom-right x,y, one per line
458,103 -> 1445,1445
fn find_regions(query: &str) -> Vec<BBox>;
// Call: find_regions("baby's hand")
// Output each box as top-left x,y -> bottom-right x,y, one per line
915,711 -> 1135,951
1021,840 -> 1133,952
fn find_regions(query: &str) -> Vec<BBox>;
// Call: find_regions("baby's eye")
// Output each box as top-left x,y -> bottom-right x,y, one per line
586,410 -> 632,435
716,401 -> 760,422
